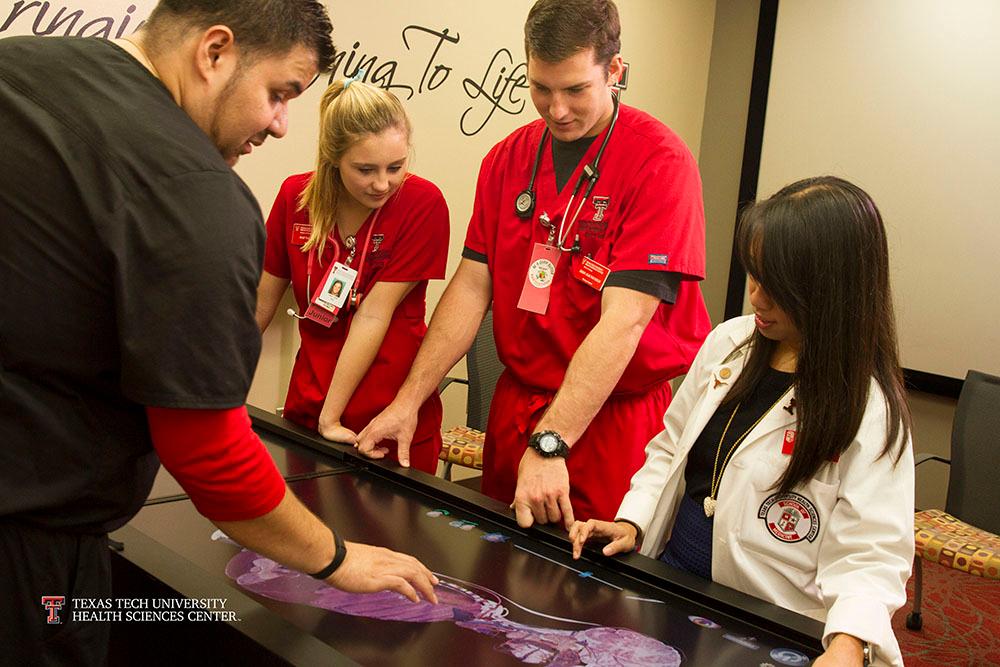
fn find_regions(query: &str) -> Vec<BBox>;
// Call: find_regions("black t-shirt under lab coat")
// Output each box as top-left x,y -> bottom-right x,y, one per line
0,36 -> 264,534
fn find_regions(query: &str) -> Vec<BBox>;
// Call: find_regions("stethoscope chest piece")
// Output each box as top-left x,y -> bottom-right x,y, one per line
515,190 -> 536,219
513,92 -> 620,243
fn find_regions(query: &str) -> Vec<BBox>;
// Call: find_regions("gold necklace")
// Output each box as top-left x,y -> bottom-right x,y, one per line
704,387 -> 792,517
119,37 -> 162,79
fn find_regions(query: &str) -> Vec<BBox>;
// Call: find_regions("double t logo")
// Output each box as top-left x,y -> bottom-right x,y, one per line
41,596 -> 65,624
591,196 -> 611,222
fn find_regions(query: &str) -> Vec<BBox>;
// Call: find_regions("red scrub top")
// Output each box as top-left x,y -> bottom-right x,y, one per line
464,104 -> 710,393
264,173 -> 449,467
464,104 -> 711,519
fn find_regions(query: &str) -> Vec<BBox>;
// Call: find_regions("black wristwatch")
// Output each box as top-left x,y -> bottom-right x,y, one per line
528,430 -> 570,458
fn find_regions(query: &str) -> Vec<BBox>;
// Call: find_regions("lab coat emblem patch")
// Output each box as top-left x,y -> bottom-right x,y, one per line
758,492 -> 820,543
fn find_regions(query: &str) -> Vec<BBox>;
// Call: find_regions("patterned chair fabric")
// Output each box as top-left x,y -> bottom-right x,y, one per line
439,425 -> 485,470
914,509 -> 1000,580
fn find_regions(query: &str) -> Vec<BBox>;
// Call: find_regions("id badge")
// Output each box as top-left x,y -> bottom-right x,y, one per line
572,255 -> 610,290
304,262 -> 357,327
315,262 -> 357,311
517,243 -> 561,315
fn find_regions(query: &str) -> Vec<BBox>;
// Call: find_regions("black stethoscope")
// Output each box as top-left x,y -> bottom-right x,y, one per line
514,91 -> 620,252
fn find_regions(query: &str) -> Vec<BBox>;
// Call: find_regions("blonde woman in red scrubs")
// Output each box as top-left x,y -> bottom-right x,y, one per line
256,78 -> 449,473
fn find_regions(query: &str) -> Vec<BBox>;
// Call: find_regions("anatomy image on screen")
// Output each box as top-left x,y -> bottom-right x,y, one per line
225,548 -> 682,666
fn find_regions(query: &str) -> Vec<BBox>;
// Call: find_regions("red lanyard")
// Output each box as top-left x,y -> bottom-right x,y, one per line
304,207 -> 381,309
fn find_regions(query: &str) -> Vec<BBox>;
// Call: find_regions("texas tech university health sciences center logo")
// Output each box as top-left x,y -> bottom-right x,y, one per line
41,596 -> 66,624
758,492 -> 820,543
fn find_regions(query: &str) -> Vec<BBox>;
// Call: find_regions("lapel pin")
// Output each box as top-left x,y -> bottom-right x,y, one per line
783,398 -> 796,415
713,367 -> 732,389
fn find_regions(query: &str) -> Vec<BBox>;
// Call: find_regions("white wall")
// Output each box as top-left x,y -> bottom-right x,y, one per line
759,0 -> 1000,381
698,0 -> 760,325
753,0 -> 994,507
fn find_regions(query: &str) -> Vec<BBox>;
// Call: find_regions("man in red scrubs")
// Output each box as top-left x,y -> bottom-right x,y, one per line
359,0 -> 710,528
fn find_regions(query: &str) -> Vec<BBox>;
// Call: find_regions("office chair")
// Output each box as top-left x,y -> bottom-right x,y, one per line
438,309 -> 504,480
907,369 -> 1000,630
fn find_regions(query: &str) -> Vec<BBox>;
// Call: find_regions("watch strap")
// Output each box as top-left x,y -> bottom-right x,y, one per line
528,430 -> 569,458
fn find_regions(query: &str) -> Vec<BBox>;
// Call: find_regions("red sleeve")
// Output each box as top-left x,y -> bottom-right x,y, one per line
608,146 -> 706,280
462,146 -> 501,259
376,177 -> 450,282
263,175 -> 303,279
146,405 -> 286,521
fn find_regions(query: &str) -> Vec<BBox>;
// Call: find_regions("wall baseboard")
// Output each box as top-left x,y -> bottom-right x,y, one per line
904,369 -> 963,400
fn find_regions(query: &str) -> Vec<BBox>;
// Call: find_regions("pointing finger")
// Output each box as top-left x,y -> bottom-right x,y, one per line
558,493 -> 575,531
397,435 -> 412,468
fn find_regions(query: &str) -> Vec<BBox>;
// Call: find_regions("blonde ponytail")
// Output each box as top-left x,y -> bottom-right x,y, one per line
299,78 -> 411,257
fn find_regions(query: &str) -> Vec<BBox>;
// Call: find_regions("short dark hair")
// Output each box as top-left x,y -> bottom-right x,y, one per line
145,0 -> 334,72
524,0 -> 621,65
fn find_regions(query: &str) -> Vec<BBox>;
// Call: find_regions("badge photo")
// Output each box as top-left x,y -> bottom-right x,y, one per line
315,262 -> 357,312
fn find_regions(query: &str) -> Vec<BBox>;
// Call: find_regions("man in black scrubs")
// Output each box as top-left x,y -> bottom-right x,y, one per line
0,2 -> 437,664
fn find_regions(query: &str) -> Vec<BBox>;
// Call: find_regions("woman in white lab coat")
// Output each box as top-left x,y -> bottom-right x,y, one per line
570,176 -> 914,667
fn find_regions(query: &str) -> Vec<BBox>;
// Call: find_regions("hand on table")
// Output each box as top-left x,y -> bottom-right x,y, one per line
326,541 -> 439,604
318,420 -> 358,445
568,519 -> 637,559
355,401 -> 418,466
511,448 -> 575,530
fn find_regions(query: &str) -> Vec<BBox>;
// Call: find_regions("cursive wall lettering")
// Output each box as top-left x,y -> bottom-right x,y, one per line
1,1 -> 142,38
326,25 -> 528,135
460,48 -> 528,137
402,25 -> 458,95
2,6 -> 530,135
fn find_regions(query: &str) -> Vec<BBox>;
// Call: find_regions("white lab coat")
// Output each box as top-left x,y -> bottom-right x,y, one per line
617,316 -> 914,666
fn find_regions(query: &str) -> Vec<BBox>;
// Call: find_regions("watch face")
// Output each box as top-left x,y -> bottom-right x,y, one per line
539,434 -> 558,453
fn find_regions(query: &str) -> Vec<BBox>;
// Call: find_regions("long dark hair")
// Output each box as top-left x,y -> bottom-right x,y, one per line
726,176 -> 911,492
